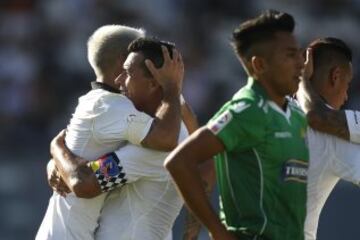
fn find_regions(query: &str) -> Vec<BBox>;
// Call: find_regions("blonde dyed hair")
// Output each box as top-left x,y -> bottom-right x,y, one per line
87,25 -> 145,77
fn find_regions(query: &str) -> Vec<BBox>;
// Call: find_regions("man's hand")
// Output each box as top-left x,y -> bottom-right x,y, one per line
298,48 -> 317,113
50,129 -> 67,158
145,46 -> 184,96
302,48 -> 313,81
47,159 -> 70,197
141,46 -> 183,151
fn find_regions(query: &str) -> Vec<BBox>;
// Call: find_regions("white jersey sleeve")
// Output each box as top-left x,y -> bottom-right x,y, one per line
93,96 -> 153,146
305,129 -> 340,240
332,134 -> 360,184
345,110 -> 360,144
305,128 -> 360,240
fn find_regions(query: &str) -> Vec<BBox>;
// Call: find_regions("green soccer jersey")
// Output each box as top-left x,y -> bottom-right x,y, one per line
207,77 -> 309,240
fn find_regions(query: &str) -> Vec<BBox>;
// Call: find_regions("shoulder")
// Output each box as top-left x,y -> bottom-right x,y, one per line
229,87 -> 268,117
97,91 -> 132,106
74,90 -> 136,120
210,90 -> 267,130
94,91 -> 136,114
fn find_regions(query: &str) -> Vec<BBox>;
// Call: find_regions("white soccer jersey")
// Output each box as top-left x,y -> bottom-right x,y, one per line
305,128 -> 360,240
36,87 -> 153,240
94,123 -> 188,240
345,110 -> 360,144
66,88 -> 153,160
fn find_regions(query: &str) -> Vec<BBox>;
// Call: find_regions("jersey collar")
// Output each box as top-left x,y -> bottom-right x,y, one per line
247,77 -> 292,123
91,81 -> 121,94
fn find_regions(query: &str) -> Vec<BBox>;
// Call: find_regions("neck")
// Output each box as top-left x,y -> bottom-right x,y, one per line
257,77 -> 287,109
142,92 -> 163,116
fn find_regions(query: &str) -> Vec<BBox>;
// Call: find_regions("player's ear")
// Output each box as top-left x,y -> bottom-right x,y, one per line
251,56 -> 267,75
149,77 -> 161,92
329,66 -> 341,87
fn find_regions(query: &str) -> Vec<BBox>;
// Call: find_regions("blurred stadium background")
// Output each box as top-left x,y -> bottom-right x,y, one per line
1,0 -> 360,239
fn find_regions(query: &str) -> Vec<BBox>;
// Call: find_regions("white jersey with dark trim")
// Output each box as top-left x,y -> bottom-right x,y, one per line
36,88 -> 153,240
305,128 -> 360,240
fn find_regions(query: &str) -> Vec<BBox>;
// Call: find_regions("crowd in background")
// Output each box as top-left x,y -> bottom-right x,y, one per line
2,0 -> 360,239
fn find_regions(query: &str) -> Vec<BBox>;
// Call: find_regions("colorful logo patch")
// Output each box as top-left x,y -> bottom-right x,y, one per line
208,110 -> 233,134
281,159 -> 308,183
89,154 -> 120,179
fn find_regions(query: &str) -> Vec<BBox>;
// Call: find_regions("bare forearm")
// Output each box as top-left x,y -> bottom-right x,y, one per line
298,78 -> 350,140
298,76 -> 323,113
165,128 -> 226,236
142,46 -> 183,151
181,101 -> 215,240
50,134 -> 101,198
142,91 -> 181,151
166,157 -> 221,235
307,108 -> 349,140
181,100 -> 199,134
183,160 -> 216,240
52,151 -> 100,198
183,211 -> 202,240
51,142 -> 83,187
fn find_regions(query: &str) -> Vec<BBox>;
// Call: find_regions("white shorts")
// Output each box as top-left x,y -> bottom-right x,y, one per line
36,192 -> 106,240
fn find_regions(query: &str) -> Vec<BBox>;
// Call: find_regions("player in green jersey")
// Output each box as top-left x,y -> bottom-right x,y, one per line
164,10 -> 308,240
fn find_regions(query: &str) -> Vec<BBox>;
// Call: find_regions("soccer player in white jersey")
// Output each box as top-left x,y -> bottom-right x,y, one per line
36,27 -> 184,240
45,38 -> 204,240
297,38 -> 357,240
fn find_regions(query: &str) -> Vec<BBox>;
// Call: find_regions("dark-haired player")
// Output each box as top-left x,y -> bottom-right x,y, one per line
165,10 -> 308,240
297,38 -> 356,240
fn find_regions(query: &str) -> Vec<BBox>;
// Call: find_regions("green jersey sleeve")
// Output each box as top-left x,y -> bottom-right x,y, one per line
207,100 -> 266,152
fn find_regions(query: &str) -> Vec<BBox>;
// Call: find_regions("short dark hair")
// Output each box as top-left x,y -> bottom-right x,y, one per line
308,37 -> 352,70
128,37 -> 175,77
232,10 -> 295,59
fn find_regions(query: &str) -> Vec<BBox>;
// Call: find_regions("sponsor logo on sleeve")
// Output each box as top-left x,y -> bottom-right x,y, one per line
281,159 -> 308,183
208,110 -> 233,134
